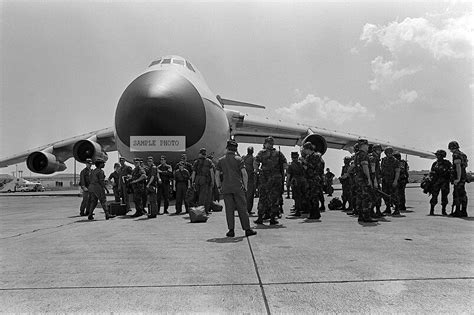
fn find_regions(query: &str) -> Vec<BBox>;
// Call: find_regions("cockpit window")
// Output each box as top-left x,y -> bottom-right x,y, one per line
172,59 -> 185,65
149,59 -> 161,67
186,61 -> 195,72
162,58 -> 171,64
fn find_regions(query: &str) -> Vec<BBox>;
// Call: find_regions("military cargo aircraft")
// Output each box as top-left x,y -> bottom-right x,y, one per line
0,55 -> 434,174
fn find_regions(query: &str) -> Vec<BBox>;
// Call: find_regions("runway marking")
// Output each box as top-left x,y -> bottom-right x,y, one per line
247,237 -> 271,315
0,276 -> 473,291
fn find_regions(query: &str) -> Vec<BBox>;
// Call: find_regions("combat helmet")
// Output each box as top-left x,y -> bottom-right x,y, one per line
435,149 -> 447,158
448,141 -> 459,150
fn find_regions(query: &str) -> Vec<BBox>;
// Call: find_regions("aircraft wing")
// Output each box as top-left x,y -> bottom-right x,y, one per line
227,112 -> 435,159
0,127 -> 116,168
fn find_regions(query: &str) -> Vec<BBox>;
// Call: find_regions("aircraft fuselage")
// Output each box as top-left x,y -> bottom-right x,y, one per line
114,55 -> 230,164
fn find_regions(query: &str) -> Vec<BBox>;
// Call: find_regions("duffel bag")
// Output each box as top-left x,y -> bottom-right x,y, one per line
189,206 -> 208,223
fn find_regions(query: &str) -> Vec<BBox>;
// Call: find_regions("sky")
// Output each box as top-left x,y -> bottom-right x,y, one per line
0,0 -> 472,179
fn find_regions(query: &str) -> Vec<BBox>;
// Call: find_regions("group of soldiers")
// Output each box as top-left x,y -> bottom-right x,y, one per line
78,137 -> 468,222
79,154 -> 195,220
425,141 -> 469,217
338,141 -> 410,222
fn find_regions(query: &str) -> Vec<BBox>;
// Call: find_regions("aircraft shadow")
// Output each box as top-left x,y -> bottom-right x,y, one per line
207,236 -> 245,243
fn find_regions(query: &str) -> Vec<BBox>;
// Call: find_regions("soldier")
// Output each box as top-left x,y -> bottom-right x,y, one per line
191,148 -> 215,214
346,144 -> 360,216
157,155 -> 173,214
380,147 -> 400,216
353,139 -> 377,222
301,142 -> 324,220
145,156 -> 160,218
180,153 -> 194,175
339,156 -> 352,210
369,144 -> 383,218
287,151 -> 306,217
108,163 -> 122,202
140,159 -> 148,209
174,162 -> 191,214
118,157 -> 133,212
242,146 -> 256,214
394,152 -> 409,211
324,168 -> 335,197
215,140 -> 257,238
87,158 -> 115,221
254,136 -> 287,225
79,158 -> 93,216
429,150 -> 452,216
129,157 -> 147,217
448,141 -> 468,217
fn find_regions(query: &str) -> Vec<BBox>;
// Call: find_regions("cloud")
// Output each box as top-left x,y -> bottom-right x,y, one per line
276,94 -> 374,125
360,8 -> 472,108
369,56 -> 422,91
388,89 -> 419,107
360,13 -> 473,60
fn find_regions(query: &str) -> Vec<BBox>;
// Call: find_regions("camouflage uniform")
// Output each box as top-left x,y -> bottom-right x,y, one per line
174,167 -> 190,214
303,151 -> 324,219
192,155 -> 214,213
255,147 -> 287,222
339,158 -> 352,210
380,153 -> 400,214
157,161 -> 173,214
287,155 -> 306,216
131,163 -> 146,216
368,151 -> 382,216
450,147 -> 468,217
242,153 -> 256,213
87,159 -> 114,220
396,155 -> 409,211
144,162 -> 159,217
353,148 -> 372,221
429,155 -> 452,215
118,161 -> 133,211
79,164 -> 92,216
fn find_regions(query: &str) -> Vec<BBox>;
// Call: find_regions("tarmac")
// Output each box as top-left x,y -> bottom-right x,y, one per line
0,186 -> 473,313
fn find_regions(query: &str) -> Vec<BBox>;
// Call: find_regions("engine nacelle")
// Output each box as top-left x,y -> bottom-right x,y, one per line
73,140 -> 108,163
27,151 -> 67,174
302,134 -> 327,155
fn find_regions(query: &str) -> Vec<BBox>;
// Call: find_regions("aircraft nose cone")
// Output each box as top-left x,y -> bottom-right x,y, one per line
115,71 -> 206,148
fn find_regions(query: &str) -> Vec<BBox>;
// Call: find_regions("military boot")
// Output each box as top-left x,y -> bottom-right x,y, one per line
269,217 -> 279,225
374,206 -> 383,218
254,215 -> 264,225
459,203 -> 468,217
363,212 -> 378,222
441,205 -> 448,216
451,204 -> 461,217
429,204 -> 435,216
392,208 -> 401,216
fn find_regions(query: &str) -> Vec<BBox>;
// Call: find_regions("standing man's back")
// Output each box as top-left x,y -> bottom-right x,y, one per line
216,140 -> 256,238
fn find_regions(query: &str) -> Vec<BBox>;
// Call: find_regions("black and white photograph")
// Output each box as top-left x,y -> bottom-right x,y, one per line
0,0 -> 472,313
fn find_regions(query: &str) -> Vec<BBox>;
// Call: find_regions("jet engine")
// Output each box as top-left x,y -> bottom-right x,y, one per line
302,134 -> 327,155
26,151 -> 66,174
73,139 -> 108,163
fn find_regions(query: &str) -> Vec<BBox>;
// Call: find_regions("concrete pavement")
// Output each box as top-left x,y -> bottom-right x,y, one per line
1,187 -> 473,313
